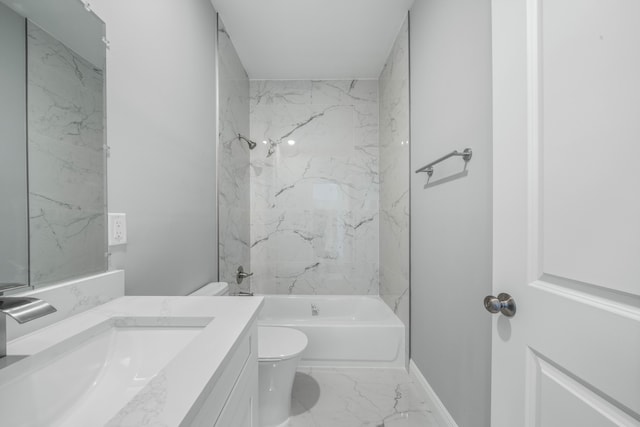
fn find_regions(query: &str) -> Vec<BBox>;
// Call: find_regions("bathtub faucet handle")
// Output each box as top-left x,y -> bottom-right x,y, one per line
236,266 -> 253,285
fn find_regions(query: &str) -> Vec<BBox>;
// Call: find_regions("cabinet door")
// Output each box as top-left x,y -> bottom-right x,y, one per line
215,331 -> 258,427
214,365 -> 257,427
188,323 -> 257,427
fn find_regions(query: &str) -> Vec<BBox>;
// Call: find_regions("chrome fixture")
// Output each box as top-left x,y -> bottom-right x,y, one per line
415,148 -> 473,177
237,291 -> 254,296
236,265 -> 253,285
311,303 -> 319,316
0,296 -> 57,358
238,134 -> 257,150
483,293 -> 516,317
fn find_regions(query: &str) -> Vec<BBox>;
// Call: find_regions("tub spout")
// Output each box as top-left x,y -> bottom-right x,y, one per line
0,297 -> 57,359
237,291 -> 254,296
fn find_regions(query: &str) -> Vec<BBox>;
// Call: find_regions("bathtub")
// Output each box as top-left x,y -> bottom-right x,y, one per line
258,295 -> 405,368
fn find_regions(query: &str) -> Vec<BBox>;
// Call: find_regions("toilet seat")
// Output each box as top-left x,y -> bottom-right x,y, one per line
258,326 -> 308,362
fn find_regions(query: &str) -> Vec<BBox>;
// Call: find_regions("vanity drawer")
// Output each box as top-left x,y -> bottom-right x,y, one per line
188,321 -> 257,427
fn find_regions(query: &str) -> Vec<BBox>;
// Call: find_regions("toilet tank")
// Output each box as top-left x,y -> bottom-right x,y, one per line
189,282 -> 229,296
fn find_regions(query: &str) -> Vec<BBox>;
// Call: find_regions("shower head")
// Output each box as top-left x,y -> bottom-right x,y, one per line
238,134 -> 257,150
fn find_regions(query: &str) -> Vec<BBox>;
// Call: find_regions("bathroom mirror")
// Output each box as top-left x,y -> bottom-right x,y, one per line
0,0 -> 107,289
0,1 -> 28,290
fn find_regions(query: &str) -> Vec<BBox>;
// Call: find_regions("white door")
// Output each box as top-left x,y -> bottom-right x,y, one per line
491,0 -> 640,426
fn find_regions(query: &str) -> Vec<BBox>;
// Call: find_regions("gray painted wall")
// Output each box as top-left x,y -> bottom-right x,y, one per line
409,1 -> 493,426
90,0 -> 219,296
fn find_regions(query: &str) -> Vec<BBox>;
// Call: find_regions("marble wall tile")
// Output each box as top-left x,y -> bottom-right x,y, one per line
378,17 -> 410,364
7,270 -> 125,341
217,18 -> 251,293
310,79 -> 379,106
27,21 -> 107,286
251,80 -> 312,105
250,80 -> 379,295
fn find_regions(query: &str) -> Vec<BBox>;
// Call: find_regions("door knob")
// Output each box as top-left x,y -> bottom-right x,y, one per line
236,266 -> 253,285
483,293 -> 516,317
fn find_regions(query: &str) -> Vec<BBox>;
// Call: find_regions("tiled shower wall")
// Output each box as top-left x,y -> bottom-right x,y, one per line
250,80 -> 379,295
217,18 -> 251,293
379,17 -> 410,361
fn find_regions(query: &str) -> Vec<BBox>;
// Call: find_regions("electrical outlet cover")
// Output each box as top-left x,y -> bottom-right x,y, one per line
108,213 -> 127,246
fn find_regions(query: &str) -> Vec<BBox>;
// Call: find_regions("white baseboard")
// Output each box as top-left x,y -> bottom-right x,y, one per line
409,359 -> 459,427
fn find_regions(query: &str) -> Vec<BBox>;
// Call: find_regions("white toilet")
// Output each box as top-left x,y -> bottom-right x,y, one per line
189,282 -> 308,426
258,326 -> 308,427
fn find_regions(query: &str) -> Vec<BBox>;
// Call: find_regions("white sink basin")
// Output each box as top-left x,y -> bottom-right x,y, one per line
0,317 -> 209,427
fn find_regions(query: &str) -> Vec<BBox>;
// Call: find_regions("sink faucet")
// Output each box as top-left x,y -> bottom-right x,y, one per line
0,296 -> 57,359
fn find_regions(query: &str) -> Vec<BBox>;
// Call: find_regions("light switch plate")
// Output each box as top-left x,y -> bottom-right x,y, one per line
108,213 -> 127,246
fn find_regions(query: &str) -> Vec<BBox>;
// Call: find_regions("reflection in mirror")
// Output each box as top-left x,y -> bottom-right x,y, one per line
0,2 -> 28,289
0,0 -> 107,288
27,19 -> 106,286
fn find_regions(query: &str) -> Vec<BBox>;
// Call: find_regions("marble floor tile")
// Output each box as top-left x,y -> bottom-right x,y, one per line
284,367 -> 441,427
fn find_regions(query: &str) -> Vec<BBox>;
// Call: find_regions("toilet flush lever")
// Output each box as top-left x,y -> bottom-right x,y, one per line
236,266 -> 253,285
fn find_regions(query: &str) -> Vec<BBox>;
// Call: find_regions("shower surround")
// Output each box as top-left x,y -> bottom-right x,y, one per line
378,17 -> 410,365
250,80 -> 380,295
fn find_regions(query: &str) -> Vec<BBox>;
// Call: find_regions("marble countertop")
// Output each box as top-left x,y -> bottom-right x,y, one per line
7,296 -> 264,426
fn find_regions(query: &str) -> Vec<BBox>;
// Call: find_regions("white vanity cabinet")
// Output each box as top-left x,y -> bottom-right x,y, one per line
5,296 -> 264,426
188,320 -> 259,427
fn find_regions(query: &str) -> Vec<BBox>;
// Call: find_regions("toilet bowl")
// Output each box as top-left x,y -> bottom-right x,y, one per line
258,326 -> 308,427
